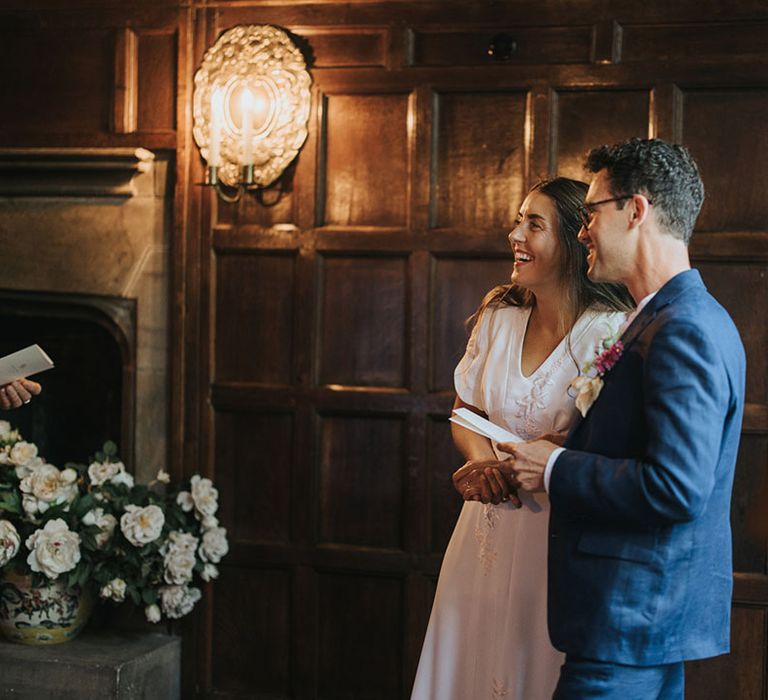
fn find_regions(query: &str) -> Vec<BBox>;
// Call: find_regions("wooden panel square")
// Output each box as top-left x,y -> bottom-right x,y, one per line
682,89 -> 768,232
696,262 -> 767,404
430,256 -> 513,391
318,572 -> 403,698
214,252 -> 295,384
323,93 -> 409,227
293,28 -> 387,68
0,28 -> 112,133
730,435 -> 768,575
428,416 -> 465,553
622,22 -> 768,64
319,413 -> 405,548
412,26 -> 592,66
137,32 -> 176,132
215,409 -> 293,544
318,255 -> 408,388
432,91 -> 527,229
685,606 -> 767,700
211,566 -> 292,696
554,90 -> 650,180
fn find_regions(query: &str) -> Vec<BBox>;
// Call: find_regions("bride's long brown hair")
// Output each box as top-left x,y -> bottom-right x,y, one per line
468,177 -> 634,336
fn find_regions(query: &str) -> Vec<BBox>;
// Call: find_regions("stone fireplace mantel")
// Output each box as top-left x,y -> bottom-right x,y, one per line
0,148 -> 155,197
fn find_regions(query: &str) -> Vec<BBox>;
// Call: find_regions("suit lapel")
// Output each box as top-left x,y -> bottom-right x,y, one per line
619,269 -> 704,351
566,269 -> 705,444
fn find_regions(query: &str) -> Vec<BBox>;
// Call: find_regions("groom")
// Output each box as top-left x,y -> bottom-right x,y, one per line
496,139 -> 745,697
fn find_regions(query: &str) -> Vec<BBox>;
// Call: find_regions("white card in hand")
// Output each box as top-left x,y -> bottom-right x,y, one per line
449,407 -> 522,444
0,344 -> 54,386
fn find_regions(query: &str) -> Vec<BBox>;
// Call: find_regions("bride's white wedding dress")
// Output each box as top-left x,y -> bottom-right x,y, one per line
412,303 -> 624,700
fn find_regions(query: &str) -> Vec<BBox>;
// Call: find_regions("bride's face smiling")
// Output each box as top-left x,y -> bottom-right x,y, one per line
508,191 -> 562,293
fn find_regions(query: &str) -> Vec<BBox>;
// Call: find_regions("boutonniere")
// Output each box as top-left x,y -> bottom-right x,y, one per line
569,335 -> 624,417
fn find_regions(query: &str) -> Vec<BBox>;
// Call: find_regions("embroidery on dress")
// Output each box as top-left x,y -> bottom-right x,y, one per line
474,503 -> 499,575
512,350 -> 569,439
491,678 -> 509,698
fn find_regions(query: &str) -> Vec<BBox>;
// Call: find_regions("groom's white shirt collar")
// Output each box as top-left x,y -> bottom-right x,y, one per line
543,289 -> 659,493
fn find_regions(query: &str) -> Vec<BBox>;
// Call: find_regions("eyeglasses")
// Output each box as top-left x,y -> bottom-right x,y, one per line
577,195 -> 653,229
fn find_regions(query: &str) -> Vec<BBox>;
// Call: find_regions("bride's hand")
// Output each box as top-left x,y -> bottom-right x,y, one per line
453,460 -> 521,507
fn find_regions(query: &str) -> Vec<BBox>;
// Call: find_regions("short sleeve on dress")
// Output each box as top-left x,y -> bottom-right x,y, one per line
453,306 -> 497,412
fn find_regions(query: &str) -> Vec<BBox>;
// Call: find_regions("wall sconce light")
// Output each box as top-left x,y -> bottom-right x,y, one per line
193,25 -> 312,203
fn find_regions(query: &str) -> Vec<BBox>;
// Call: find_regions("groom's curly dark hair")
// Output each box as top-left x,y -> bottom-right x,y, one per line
585,138 -> 704,245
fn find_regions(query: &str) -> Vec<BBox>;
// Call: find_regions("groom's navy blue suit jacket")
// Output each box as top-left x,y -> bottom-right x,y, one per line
550,269 -> 745,666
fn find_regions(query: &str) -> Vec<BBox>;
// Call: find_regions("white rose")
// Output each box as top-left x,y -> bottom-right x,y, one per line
0,519 -> 21,567
201,563 -> 219,582
159,584 -> 201,619
156,469 -> 170,484
0,420 -> 12,438
10,441 -> 38,467
120,504 -> 165,547
145,604 -> 162,623
26,519 -> 81,579
110,471 -> 135,488
99,577 -> 127,602
14,456 -> 43,480
88,460 -> 126,487
20,464 -> 78,514
176,491 -> 194,512
21,494 -> 39,517
571,375 -> 605,418
82,508 -> 117,548
162,531 -> 198,585
190,475 -> 219,520
0,446 -> 11,464
199,527 -> 228,564
200,515 -> 219,529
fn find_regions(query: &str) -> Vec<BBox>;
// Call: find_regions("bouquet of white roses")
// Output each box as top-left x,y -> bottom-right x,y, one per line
0,420 -> 228,624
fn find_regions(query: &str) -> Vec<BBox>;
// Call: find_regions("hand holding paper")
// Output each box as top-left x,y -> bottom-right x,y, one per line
449,408 -> 522,445
0,345 -> 54,386
0,345 -> 52,410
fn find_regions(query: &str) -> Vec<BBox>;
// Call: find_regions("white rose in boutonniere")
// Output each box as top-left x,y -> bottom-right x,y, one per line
570,335 -> 625,418
26,518 -> 82,579
120,504 -> 165,546
0,519 -> 21,566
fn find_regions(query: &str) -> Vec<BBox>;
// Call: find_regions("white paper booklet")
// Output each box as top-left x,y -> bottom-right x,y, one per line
0,344 -> 54,386
449,407 -> 522,444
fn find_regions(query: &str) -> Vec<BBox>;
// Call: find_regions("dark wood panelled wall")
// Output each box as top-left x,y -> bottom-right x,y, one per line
2,1 -> 768,697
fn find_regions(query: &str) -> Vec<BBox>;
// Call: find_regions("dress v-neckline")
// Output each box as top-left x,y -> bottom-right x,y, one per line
516,306 -> 594,380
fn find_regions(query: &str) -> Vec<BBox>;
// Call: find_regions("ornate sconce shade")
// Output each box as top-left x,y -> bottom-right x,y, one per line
192,25 -> 312,200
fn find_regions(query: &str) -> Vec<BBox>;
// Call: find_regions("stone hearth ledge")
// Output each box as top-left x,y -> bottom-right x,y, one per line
0,631 -> 180,699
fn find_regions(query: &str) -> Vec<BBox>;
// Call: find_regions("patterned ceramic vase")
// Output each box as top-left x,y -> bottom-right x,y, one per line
0,569 -> 92,644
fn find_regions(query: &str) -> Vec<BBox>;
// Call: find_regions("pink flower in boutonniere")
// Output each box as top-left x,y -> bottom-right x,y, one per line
569,337 -> 625,417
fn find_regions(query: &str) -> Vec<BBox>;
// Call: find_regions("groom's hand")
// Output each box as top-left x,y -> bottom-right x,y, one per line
496,440 -> 559,492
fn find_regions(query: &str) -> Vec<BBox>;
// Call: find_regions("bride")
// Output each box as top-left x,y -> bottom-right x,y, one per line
411,178 -> 634,699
